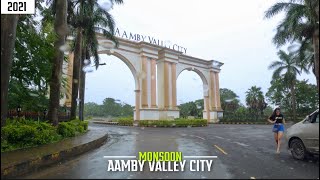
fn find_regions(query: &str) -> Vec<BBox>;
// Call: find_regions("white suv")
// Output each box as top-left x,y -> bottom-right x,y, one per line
286,109 -> 319,160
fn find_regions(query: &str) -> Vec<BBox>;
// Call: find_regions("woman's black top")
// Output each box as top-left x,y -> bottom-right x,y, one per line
269,114 -> 284,124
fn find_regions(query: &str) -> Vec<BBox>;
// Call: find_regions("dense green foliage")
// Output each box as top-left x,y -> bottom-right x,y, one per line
220,88 -> 241,112
180,85 -> 317,123
266,79 -> 319,119
118,117 -> 134,126
8,16 -> 56,112
264,0 -> 319,94
57,120 -> 88,137
1,119 -> 88,152
245,86 -> 267,118
84,97 -> 133,118
179,101 -> 201,118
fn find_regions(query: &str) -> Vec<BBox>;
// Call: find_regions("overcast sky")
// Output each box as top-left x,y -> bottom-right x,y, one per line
84,0 -> 316,106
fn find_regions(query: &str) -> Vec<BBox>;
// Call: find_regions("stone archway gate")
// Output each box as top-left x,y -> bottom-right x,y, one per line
65,33 -> 224,123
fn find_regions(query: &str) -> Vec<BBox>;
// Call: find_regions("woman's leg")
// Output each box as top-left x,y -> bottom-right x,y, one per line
276,131 -> 284,153
274,132 -> 278,146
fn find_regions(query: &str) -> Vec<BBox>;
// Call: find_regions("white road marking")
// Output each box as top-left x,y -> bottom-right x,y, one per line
194,135 -> 206,140
233,142 -> 249,147
214,136 -> 225,139
190,134 -> 206,140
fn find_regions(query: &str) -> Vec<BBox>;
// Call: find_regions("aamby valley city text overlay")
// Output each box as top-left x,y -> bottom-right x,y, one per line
105,152 -> 216,172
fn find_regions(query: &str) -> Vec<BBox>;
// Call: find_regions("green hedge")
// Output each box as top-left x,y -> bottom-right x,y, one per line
220,114 -> 269,122
138,119 -> 207,127
1,118 -> 88,152
217,121 -> 269,124
118,117 -> 133,126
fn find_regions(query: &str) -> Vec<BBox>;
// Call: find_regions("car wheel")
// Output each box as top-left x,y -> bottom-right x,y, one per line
290,138 -> 306,160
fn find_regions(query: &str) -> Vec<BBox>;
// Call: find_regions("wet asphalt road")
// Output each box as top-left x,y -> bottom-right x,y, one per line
21,123 -> 319,179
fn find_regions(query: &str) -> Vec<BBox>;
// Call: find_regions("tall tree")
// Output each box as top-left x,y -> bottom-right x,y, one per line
70,26 -> 83,120
70,0 -> 123,120
1,1 -> 49,126
268,50 -> 308,121
266,79 -> 318,119
78,49 -> 87,121
265,0 -> 320,91
266,77 -> 291,108
220,88 -> 240,112
295,80 -> 319,116
47,0 -> 68,126
179,101 -> 199,118
245,86 -> 267,120
1,15 -> 19,126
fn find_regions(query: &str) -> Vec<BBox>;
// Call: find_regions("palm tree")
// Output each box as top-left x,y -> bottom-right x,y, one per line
265,0 -> 319,91
245,86 -> 267,120
268,50 -> 308,121
47,0 -> 68,126
69,0 -> 123,120
292,40 -> 315,75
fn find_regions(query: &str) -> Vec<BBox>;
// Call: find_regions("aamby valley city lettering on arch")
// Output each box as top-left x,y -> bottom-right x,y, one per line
115,28 -> 187,54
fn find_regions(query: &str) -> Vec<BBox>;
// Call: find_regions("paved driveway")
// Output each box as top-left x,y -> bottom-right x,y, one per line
22,123 -> 319,179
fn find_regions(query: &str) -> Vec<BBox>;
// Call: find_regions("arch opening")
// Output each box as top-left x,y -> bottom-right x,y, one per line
176,68 -> 209,119
84,54 -> 136,119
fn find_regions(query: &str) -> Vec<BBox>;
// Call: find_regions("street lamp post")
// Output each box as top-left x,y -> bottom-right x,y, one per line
43,108 -> 47,121
196,104 -> 201,118
16,105 -> 22,118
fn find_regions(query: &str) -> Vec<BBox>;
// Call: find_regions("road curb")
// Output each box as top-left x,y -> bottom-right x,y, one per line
213,122 -> 270,125
92,121 -> 133,126
1,133 -> 108,179
92,121 -> 120,125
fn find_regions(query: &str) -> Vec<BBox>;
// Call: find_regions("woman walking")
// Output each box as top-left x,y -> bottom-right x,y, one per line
268,107 -> 286,154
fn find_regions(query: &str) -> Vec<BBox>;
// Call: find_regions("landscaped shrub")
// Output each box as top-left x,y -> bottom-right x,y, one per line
68,119 -> 88,133
81,121 -> 89,130
57,122 -> 76,137
2,124 -> 37,146
1,118 -> 89,152
34,122 -> 61,144
118,118 -> 133,126
1,120 -> 62,152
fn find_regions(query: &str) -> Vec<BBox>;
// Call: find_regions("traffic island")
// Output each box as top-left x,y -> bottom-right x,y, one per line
92,119 -> 208,127
1,129 -> 108,179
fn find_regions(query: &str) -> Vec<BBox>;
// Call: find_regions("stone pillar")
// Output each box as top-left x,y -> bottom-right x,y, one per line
209,70 -> 217,111
141,56 -> 148,108
155,49 -> 180,120
134,90 -> 140,120
208,70 -> 222,123
203,95 -> 210,122
214,72 -> 222,111
164,61 -> 170,109
140,56 -> 157,109
171,62 -> 177,109
157,60 -> 170,109
151,59 -> 157,108
138,56 -> 159,120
